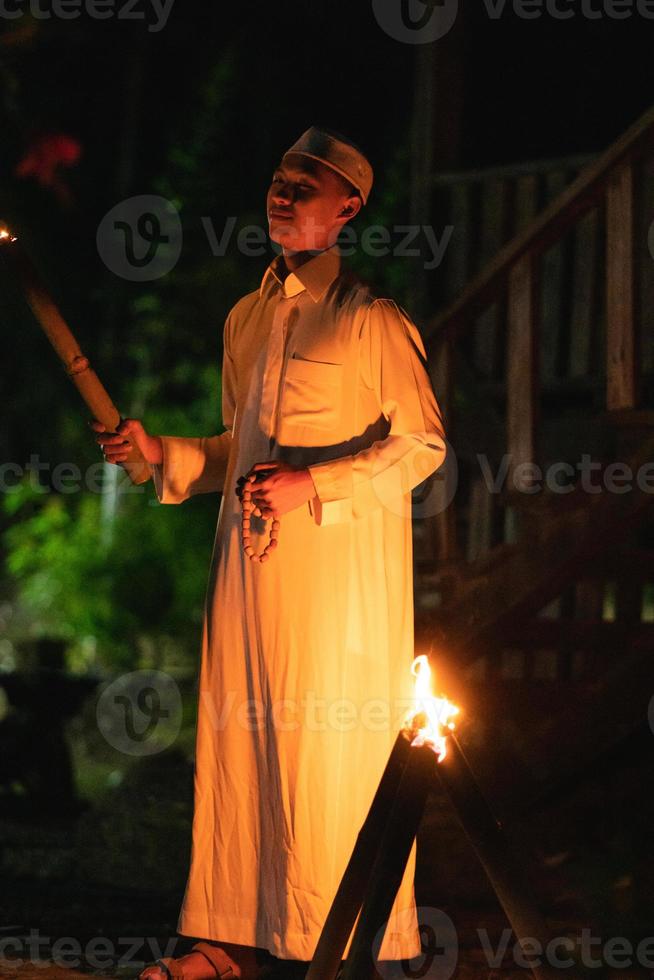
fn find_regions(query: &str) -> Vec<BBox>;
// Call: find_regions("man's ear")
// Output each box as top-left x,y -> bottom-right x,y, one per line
338,195 -> 362,221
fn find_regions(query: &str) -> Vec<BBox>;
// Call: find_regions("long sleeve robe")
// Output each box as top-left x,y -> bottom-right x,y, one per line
150,245 -> 447,962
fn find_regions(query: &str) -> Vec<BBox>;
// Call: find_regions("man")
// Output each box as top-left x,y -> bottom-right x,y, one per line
93,126 -> 447,979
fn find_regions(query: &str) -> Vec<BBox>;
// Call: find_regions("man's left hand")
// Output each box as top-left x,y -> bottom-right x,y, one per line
244,461 -> 316,517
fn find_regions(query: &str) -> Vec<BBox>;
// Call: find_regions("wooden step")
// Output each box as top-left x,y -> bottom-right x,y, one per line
416,430 -> 654,663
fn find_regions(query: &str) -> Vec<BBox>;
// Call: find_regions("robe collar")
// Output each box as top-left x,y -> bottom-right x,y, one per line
259,245 -> 341,302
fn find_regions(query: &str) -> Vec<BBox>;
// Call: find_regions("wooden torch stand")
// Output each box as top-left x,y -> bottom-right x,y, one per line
307,731 -> 561,980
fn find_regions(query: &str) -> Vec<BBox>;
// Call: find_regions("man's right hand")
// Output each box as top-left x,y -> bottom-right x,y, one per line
90,417 -> 163,466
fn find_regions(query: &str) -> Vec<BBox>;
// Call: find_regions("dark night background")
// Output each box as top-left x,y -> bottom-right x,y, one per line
1,1 -> 653,977
2,3 -> 652,481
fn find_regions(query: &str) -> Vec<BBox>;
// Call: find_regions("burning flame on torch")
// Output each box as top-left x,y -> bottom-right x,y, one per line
403,655 -> 459,762
0,227 -> 17,243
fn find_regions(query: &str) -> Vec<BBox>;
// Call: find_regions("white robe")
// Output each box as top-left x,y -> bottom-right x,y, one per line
150,245 -> 447,961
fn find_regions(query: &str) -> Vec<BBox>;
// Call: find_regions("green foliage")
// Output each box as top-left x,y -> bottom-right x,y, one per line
2,469 -> 217,673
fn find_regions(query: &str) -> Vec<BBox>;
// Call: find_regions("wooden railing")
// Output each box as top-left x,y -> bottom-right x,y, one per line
429,152 -> 594,310
420,104 -> 654,571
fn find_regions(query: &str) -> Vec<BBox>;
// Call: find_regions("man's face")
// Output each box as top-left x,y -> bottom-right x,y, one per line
266,153 -> 361,252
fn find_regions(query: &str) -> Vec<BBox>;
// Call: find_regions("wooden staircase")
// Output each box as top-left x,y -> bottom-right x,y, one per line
412,105 -> 654,807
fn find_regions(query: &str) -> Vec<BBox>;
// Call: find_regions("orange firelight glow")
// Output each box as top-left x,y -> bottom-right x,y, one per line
0,228 -> 17,243
404,655 -> 459,762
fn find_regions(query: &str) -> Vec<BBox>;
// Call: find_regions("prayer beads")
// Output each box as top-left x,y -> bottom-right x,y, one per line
241,472 -> 280,562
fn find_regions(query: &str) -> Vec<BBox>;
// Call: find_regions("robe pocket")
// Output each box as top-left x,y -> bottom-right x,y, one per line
280,356 -> 343,431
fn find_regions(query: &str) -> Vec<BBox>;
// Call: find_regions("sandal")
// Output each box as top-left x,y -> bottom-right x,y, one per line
146,940 -> 275,980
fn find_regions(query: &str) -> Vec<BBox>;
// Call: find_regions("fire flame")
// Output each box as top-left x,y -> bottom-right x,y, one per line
404,655 -> 459,762
0,227 -> 17,243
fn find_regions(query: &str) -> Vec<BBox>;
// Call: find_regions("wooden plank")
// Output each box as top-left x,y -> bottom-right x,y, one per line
467,477 -> 494,561
474,307 -> 500,381
425,103 -> 654,345
569,208 -> 600,378
447,181 -> 473,300
606,158 -> 637,410
540,171 -> 569,383
513,173 -> 539,234
432,154 -> 595,188
430,331 -> 453,427
503,504 -> 519,545
430,334 -> 458,562
473,179 -> 509,377
507,254 -> 539,490
408,44 -> 435,318
638,153 -> 654,374
543,168 -> 569,208
508,176 -> 539,404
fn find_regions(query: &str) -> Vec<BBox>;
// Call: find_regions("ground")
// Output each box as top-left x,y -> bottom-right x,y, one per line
1,698 -> 652,980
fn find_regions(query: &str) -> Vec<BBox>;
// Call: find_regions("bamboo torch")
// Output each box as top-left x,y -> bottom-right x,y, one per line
0,225 -> 151,485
